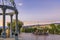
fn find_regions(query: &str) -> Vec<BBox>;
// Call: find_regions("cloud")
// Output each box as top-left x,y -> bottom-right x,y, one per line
18,3 -> 23,6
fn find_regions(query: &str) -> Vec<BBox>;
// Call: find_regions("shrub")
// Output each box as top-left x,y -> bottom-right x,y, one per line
0,29 -> 2,35
24,28 -> 34,33
20,28 -> 25,32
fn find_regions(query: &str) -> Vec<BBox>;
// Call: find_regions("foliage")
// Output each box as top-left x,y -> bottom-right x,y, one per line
24,28 -> 35,33
7,19 -> 23,33
21,27 -> 36,33
57,24 -> 60,29
56,24 -> 60,34
6,29 -> 10,37
50,24 -> 57,34
49,24 -> 60,34
0,28 -> 2,35
15,23 -> 60,35
20,28 -> 25,32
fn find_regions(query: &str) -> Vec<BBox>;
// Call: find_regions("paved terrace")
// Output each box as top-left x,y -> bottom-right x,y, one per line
0,33 -> 60,40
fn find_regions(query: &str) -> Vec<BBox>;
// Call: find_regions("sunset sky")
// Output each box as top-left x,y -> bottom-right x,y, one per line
16,0 -> 60,21
0,0 -> 60,26
16,0 -> 60,25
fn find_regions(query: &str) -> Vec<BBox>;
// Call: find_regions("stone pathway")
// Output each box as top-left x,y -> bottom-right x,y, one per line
19,33 -> 60,40
1,33 -> 60,40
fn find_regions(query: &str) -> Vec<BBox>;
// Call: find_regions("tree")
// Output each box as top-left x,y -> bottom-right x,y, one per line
56,24 -> 60,34
57,24 -> 60,29
50,24 -> 57,34
7,20 -> 23,33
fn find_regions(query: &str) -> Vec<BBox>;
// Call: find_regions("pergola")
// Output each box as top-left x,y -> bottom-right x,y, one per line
0,0 -> 19,40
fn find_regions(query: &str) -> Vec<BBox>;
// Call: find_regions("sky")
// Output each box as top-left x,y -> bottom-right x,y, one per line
15,0 -> 60,21
0,0 -> 60,26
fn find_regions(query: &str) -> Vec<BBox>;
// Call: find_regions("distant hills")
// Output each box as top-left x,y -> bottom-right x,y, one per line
23,21 -> 60,26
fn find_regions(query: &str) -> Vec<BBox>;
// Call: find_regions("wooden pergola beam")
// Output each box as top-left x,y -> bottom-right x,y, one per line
0,12 -> 15,15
